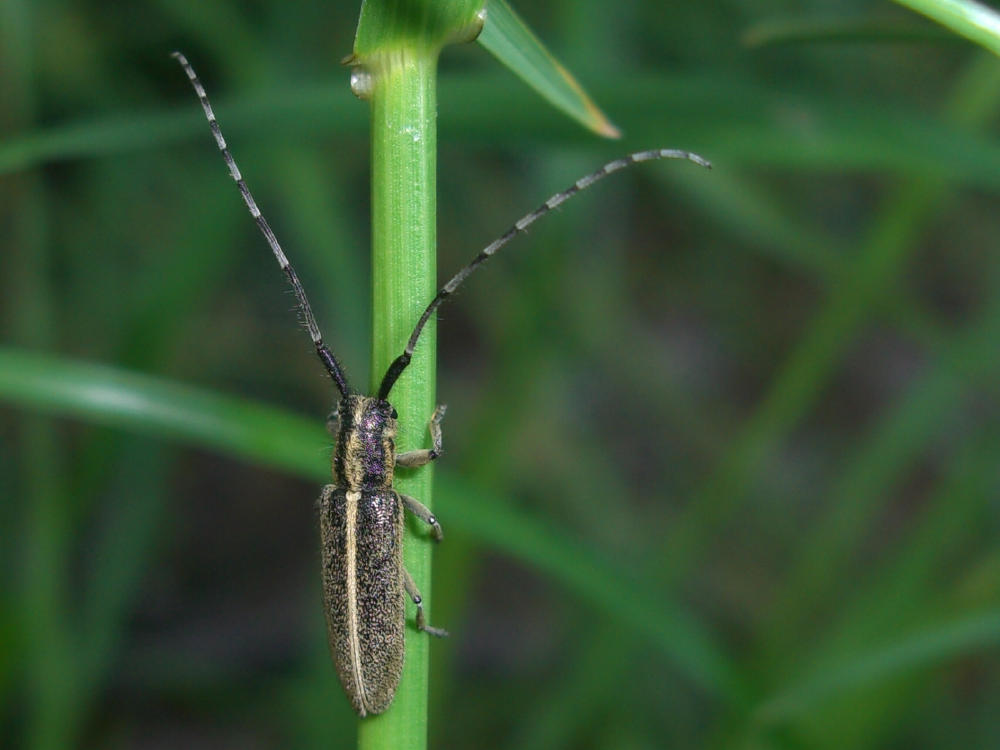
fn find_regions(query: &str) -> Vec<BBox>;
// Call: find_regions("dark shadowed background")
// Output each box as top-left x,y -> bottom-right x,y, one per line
3,1 -> 1000,748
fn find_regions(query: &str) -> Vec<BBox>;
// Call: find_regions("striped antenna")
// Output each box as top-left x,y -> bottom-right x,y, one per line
172,51 -> 352,398
376,149 -> 711,399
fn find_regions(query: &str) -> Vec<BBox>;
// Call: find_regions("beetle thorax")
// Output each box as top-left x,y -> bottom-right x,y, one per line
333,394 -> 397,490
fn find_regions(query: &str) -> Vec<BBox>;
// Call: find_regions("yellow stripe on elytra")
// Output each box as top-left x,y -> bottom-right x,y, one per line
344,490 -> 369,714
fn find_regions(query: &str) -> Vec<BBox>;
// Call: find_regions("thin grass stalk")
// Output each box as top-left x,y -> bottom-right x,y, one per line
361,47 -> 438,750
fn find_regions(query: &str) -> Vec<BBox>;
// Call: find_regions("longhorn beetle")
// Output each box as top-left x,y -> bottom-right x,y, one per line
173,51 -> 710,717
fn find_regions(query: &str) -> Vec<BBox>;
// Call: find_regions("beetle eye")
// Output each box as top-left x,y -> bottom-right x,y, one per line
390,408 -> 398,419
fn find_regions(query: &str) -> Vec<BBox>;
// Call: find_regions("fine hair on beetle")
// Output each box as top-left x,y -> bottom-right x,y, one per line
173,50 -> 710,717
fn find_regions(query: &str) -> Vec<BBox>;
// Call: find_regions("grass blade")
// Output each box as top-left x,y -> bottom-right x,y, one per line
894,0 -> 1000,56
0,346 -> 734,695
478,0 -> 619,137
757,610 -> 1000,722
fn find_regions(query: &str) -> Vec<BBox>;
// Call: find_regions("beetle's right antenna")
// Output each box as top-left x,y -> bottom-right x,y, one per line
172,51 -> 352,399
376,149 -> 711,400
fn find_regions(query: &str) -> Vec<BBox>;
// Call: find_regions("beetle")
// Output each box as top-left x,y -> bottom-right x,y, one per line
173,50 -> 709,716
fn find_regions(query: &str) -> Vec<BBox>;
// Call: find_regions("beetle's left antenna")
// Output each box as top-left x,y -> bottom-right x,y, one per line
172,52 -> 351,399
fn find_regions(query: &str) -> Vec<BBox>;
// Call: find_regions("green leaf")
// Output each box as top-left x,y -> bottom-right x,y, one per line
11,72 -> 1000,182
439,476 -> 737,697
893,0 -> 1000,56
742,14 -> 960,48
0,346 -> 735,695
477,0 -> 620,138
756,609 -> 1000,722
0,347 -> 327,478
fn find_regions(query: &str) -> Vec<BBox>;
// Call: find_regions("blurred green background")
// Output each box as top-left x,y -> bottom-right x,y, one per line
3,1 -> 1000,748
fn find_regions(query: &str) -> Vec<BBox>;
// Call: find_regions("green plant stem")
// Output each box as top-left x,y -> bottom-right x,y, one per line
363,47 -> 438,749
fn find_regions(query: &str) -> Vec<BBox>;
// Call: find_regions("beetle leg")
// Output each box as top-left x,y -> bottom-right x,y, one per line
400,493 -> 443,542
402,566 -> 449,638
396,404 -> 446,467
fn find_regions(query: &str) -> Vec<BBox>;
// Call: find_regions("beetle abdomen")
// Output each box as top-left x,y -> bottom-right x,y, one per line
320,488 -> 405,716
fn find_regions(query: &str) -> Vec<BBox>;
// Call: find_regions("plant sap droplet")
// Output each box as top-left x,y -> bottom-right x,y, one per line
458,7 -> 487,43
350,66 -> 374,100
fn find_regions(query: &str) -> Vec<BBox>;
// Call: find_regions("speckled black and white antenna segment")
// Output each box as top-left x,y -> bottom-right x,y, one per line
172,51 -> 351,398
376,148 -> 710,398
